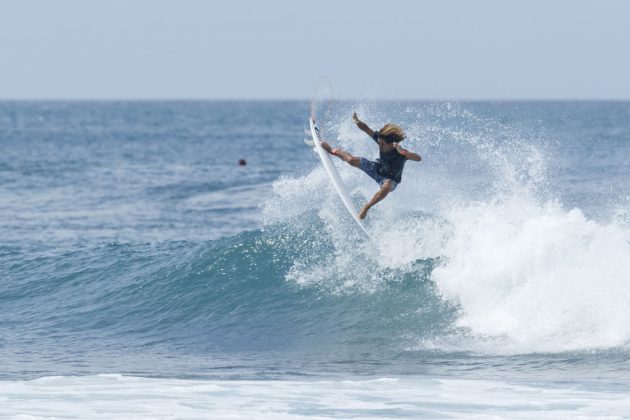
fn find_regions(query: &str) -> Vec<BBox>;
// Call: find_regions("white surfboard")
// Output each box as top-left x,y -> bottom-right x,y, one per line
308,117 -> 373,239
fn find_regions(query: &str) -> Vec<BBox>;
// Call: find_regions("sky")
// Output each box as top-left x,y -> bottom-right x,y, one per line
1,0 -> 629,100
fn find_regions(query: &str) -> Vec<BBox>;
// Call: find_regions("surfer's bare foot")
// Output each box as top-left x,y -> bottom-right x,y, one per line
359,205 -> 369,219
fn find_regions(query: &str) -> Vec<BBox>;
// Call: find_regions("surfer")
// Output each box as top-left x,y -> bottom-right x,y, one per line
320,112 -> 422,219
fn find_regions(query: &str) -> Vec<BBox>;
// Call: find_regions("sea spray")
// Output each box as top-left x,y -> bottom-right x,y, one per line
263,101 -> 630,354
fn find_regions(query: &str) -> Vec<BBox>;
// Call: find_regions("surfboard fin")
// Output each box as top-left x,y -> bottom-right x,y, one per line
304,127 -> 315,146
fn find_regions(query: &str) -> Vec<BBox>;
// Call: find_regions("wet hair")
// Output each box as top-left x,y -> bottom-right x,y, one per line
377,123 -> 406,143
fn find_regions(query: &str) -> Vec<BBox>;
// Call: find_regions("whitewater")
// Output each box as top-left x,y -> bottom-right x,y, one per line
1,101 -> 629,418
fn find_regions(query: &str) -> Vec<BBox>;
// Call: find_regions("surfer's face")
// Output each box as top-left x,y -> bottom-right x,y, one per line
378,138 -> 395,152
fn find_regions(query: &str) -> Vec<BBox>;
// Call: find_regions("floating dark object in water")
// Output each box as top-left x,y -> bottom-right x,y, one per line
238,159 -> 247,166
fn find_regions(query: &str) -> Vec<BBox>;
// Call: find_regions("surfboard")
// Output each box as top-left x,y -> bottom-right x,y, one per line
308,117 -> 372,239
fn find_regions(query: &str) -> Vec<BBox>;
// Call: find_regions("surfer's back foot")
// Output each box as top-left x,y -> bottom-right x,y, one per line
359,205 -> 369,219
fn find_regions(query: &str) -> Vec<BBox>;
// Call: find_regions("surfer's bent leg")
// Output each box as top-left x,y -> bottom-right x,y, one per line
320,142 -> 360,167
358,180 -> 394,220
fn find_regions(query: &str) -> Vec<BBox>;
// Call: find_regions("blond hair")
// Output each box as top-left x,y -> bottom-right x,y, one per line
378,123 -> 406,143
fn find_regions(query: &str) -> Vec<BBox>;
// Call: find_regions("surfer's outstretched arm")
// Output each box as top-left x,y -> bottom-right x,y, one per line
358,180 -> 394,219
353,112 -> 375,139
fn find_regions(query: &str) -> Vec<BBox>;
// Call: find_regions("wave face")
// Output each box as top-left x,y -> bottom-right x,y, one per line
1,228 -> 452,379
1,101 -> 630,380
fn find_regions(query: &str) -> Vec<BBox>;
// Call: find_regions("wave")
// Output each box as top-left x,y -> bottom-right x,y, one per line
3,102 -> 629,362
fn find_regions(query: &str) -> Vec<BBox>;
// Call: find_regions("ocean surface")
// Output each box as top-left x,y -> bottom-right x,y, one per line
1,100 -> 629,418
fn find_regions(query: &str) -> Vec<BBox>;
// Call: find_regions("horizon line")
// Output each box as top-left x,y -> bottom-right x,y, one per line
2,97 -> 630,102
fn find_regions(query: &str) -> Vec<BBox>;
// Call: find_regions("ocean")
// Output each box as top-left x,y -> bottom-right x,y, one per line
1,100 -> 629,418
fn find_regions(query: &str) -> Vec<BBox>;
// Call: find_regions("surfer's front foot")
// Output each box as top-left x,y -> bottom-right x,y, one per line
320,141 -> 334,155
359,205 -> 369,220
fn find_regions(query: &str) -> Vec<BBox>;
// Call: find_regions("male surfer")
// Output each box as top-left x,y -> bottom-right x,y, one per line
320,112 -> 422,219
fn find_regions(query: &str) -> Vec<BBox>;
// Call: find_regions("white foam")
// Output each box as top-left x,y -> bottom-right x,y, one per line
1,375 -> 629,419
433,195 -> 630,353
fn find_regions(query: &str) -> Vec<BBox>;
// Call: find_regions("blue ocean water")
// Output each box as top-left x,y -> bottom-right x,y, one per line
1,101 -> 630,417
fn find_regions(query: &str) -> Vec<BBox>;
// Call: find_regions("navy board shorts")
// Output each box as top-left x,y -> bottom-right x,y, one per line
359,158 -> 398,191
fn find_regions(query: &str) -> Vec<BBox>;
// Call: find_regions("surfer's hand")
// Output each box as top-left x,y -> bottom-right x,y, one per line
352,112 -> 360,125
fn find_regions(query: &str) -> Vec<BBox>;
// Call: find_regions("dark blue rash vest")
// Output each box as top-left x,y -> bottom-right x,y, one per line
371,131 -> 408,183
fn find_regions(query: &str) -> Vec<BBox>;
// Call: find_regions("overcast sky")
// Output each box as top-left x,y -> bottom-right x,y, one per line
1,0 -> 629,100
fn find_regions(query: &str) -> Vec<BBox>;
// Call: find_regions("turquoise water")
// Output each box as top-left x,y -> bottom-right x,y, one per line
1,101 -> 629,417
